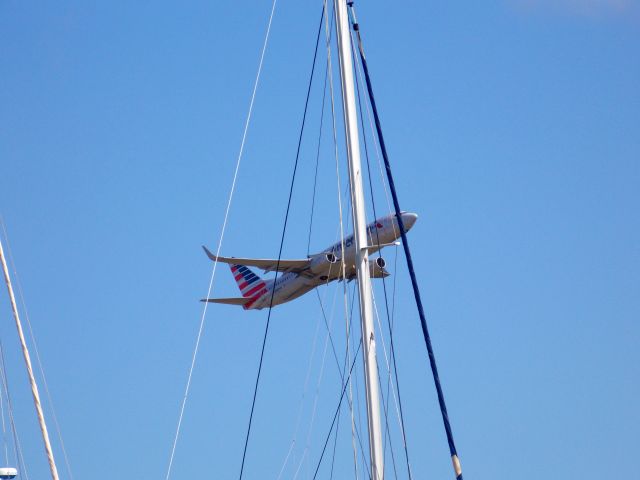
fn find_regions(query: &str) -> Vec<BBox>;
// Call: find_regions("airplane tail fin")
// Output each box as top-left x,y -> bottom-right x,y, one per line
230,264 -> 268,298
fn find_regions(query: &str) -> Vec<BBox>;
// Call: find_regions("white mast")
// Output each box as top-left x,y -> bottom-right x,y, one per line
334,1 -> 385,478
0,238 -> 60,480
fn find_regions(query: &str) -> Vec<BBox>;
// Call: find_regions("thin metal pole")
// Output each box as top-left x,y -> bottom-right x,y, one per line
0,238 -> 60,480
334,0 -> 384,477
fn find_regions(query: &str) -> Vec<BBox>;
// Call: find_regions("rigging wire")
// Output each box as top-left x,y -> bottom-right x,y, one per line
306,42 -> 329,257
315,285 -> 345,384
349,21 -> 413,479
328,281 -> 357,479
311,338 -> 364,480
0,341 -> 28,480
350,32 -> 400,465
0,344 -> 14,471
321,2 -> 364,475
0,225 -> 59,480
292,275 -> 346,479
275,287 -> 330,480
319,279 -> 373,480
281,9 -> 339,471
238,6 -> 326,478
278,227 -> 355,476
347,288 -> 366,480
164,1 -> 279,478
306,270 -> 372,478
369,294 -> 400,479
346,281 -> 370,480
280,229 -> 355,476
385,244 -> 401,466
0,359 -> 8,466
338,283 -> 372,480
349,4 -> 465,478
292,307 -> 332,480
0,219 -> 74,480
276,300 -> 323,480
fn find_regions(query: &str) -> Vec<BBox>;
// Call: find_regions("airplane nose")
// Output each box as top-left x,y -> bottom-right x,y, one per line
401,212 -> 418,230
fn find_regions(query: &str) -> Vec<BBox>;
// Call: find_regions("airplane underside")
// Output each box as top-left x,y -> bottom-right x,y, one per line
200,212 -> 418,309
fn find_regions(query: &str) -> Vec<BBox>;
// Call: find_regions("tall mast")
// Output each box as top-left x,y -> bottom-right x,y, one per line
0,238 -> 60,480
334,1 -> 385,477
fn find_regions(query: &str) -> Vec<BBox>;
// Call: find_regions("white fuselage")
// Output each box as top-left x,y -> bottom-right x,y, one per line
246,212 -> 417,310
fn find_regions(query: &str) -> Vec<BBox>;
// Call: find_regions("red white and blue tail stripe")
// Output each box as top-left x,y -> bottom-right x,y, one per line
230,264 -> 268,309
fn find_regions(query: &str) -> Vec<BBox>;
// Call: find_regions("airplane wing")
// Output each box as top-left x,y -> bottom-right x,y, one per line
201,297 -> 252,305
202,246 -> 310,273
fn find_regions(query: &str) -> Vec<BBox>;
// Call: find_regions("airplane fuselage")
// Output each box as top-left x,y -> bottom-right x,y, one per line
243,212 -> 417,310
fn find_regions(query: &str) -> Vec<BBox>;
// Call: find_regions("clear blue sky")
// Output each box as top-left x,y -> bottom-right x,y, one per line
0,1 -> 638,479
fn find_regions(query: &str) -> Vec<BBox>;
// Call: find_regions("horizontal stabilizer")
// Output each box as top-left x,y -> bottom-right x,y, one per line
202,246 -> 310,272
200,297 -> 252,306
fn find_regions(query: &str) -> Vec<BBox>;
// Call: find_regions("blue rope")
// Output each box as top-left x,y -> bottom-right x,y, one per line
348,6 -> 464,480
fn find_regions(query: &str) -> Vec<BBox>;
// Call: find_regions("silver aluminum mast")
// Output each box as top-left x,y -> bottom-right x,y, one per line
0,238 -> 60,480
334,0 -> 385,477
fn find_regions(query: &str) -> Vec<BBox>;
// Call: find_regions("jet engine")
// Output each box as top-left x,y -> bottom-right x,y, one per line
309,252 -> 340,277
369,256 -> 389,278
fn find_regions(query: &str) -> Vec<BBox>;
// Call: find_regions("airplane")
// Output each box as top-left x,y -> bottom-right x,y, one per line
201,211 -> 418,310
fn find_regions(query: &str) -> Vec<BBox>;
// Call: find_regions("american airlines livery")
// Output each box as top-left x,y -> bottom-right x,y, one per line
201,211 -> 418,310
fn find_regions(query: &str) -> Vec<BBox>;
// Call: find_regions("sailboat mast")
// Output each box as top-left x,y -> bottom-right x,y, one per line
334,0 -> 385,477
0,239 -> 60,480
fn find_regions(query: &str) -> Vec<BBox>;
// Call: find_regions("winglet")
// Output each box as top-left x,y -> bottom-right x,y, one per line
202,245 -> 217,261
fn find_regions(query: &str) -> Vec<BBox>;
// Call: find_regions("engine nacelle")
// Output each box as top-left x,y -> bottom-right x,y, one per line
309,252 -> 340,276
369,256 -> 389,278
